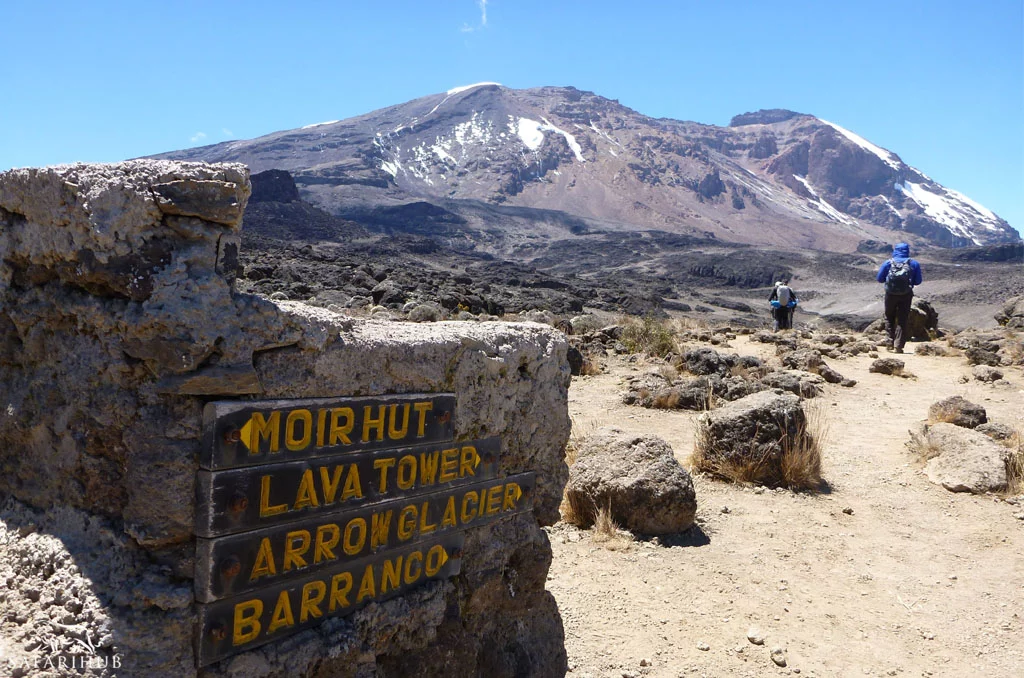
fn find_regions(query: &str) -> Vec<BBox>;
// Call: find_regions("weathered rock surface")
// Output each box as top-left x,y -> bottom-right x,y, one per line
994,295 -> 1024,328
919,423 -> 1008,494
780,348 -> 845,384
972,365 -> 1003,382
869,358 -> 905,375
929,396 -> 987,429
975,422 -> 1015,442
694,390 -> 812,487
564,431 -> 697,535
907,298 -> 939,340
0,161 -> 571,677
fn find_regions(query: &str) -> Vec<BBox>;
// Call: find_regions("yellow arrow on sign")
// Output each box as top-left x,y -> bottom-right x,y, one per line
239,418 -> 255,453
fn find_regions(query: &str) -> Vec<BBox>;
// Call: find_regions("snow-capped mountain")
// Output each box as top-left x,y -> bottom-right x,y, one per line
155,85 -> 1018,252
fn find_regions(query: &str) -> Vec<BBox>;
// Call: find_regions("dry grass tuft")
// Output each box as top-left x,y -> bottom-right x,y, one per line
657,364 -> 679,382
580,357 -> 603,376
779,406 -> 826,491
907,426 -> 943,462
927,402 -> 961,425
652,390 -> 681,410
1004,431 -> 1024,495
690,422 -> 773,484
591,504 -> 631,550
621,316 -> 678,358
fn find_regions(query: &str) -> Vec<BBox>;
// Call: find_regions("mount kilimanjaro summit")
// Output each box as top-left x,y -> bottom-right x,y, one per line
157,83 -> 1017,254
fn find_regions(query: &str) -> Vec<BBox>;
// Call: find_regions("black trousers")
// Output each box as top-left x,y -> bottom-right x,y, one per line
884,293 -> 913,349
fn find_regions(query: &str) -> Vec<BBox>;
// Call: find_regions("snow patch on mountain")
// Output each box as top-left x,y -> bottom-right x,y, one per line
895,181 -> 1002,244
447,82 -> 502,95
301,120 -> 340,129
793,175 -> 856,225
515,117 -> 585,162
819,119 -> 901,171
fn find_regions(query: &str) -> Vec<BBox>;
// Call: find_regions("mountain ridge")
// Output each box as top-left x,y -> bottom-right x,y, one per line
153,84 -> 1018,253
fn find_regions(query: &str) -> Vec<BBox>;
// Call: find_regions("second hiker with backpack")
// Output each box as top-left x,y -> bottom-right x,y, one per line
768,280 -> 798,332
876,242 -> 923,353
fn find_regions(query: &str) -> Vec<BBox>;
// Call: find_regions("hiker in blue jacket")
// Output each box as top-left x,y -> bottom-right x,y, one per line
876,242 -> 923,353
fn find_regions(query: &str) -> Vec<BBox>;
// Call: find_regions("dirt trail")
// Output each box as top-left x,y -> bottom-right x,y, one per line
548,335 -> 1024,678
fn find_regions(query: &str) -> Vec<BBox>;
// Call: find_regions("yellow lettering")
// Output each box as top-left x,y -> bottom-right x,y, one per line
341,465 -> 363,500
283,530 -> 311,571
418,501 -> 437,535
396,455 -> 416,490
316,408 -> 327,447
419,450 -> 440,485
374,458 -> 395,493
486,485 -> 502,516
387,404 -> 410,440
461,491 -> 478,523
329,572 -> 352,611
502,482 -> 522,511
357,564 -> 376,602
425,544 -> 447,576
319,465 -> 344,504
249,538 -> 277,582
362,405 -> 386,443
299,581 -> 326,622
459,445 -> 480,477
371,510 -> 393,549
413,401 -> 433,437
381,556 -> 402,593
249,411 -> 280,454
329,408 -> 354,445
397,505 -> 417,541
259,475 -> 287,517
292,469 -> 320,511
232,599 -> 262,646
313,524 -> 340,564
285,409 -> 312,452
439,448 -> 459,483
267,590 -> 294,634
441,496 -> 457,528
403,550 -> 423,584
343,517 -> 367,556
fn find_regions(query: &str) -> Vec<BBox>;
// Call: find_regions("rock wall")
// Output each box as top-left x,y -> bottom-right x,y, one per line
0,161 -> 570,677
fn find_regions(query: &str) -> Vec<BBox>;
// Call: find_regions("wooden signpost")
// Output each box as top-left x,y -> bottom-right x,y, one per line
194,393 -> 532,667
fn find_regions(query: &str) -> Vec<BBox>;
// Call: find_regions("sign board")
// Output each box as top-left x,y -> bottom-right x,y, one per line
200,394 -> 456,470
194,394 -> 533,667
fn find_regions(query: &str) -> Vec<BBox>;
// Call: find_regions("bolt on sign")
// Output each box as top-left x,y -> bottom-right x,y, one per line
194,394 -> 535,666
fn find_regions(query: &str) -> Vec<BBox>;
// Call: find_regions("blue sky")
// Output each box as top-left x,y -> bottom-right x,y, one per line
2,1 -> 1021,230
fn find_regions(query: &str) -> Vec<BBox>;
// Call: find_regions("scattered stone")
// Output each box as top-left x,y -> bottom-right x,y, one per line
747,627 -> 765,645
928,396 -> 987,429
564,431 -> 697,534
972,365 -> 1003,382
975,422 -> 1014,441
914,342 -> 949,357
697,642 -> 710,651
721,506 -> 731,514
920,423 -> 1008,494
964,346 -> 1001,366
842,507 -> 854,515
869,358 -> 905,375
770,646 -> 788,667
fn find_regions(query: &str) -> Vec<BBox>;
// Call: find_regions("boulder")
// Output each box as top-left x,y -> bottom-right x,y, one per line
564,431 -> 697,535
758,369 -> 825,398
975,422 -> 1015,442
919,423 -> 1008,494
914,342 -> 949,356
693,390 -> 820,488
972,365 -> 1003,382
928,396 -> 987,429
781,348 -> 845,383
681,347 -> 732,376
994,296 -> 1024,328
964,346 -> 1001,366
907,298 -> 939,340
869,358 -> 905,375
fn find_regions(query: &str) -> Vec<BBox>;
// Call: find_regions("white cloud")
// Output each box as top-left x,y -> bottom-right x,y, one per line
222,128 -> 234,138
460,0 -> 488,32
190,131 -> 207,143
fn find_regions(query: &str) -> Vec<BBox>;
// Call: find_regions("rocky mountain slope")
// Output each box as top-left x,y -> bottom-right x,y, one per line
155,84 -> 1017,253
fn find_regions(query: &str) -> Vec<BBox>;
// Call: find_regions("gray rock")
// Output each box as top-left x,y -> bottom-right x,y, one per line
565,431 -> 697,535
408,302 -> 443,322
964,346 -> 1001,366
972,365 -> 1003,382
694,390 -> 818,488
770,646 -> 788,667
758,369 -> 824,398
780,348 -> 845,383
907,298 -> 939,340
869,358 -> 905,375
928,396 -> 987,429
975,422 -> 1015,441
921,423 -> 1008,494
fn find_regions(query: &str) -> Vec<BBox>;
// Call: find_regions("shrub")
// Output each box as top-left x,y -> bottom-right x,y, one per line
1005,431 -> 1023,495
621,316 -> 677,358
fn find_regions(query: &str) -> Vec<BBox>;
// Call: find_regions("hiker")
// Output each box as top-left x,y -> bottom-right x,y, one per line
768,280 -> 798,331
876,242 -> 923,353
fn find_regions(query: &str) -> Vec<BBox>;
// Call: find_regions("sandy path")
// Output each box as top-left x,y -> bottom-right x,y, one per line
548,336 -> 1024,678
